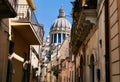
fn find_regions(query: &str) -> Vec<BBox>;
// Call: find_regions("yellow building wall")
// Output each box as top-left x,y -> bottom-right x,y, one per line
11,28 -> 30,82
0,19 -> 9,82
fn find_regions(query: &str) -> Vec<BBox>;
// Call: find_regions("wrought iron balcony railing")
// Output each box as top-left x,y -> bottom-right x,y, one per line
12,4 -> 39,23
12,4 -> 44,42
12,4 -> 31,22
32,12 -> 44,42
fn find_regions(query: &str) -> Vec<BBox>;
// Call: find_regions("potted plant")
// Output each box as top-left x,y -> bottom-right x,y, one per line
85,0 -> 97,9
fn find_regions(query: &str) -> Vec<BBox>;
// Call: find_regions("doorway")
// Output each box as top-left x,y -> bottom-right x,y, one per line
90,55 -> 94,82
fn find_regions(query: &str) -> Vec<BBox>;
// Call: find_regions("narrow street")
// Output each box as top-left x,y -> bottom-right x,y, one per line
0,0 -> 120,82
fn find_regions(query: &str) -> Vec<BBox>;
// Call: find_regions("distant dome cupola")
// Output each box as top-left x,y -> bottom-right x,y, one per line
58,7 -> 65,18
50,7 -> 71,44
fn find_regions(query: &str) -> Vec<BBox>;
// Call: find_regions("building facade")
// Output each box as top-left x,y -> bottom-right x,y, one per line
0,0 -> 17,82
30,46 -> 44,82
0,0 -> 44,82
71,0 -> 106,82
109,0 -> 120,82
8,0 -> 44,82
71,0 -> 120,82
58,37 -> 75,82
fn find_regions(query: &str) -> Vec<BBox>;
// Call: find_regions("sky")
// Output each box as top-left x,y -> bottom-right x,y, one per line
34,0 -> 74,38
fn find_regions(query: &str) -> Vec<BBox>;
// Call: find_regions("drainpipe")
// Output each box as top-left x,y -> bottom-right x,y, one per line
104,0 -> 110,82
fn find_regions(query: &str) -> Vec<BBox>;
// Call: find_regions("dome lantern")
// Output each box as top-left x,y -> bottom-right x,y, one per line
58,7 -> 65,18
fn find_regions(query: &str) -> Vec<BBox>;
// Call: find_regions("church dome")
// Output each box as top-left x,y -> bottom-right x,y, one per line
50,7 -> 71,31
49,7 -> 71,44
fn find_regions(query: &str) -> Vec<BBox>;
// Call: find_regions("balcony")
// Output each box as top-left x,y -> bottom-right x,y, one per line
71,0 -> 97,54
0,0 -> 17,18
11,4 -> 43,45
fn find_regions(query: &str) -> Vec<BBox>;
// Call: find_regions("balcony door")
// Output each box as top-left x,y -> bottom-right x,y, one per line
90,55 -> 94,82
80,55 -> 83,82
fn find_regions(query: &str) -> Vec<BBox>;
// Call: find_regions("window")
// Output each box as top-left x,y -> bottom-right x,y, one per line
63,34 -> 66,40
90,55 -> 94,82
58,33 -> 61,43
54,34 -> 57,43
80,56 -> 83,82
51,34 -> 53,43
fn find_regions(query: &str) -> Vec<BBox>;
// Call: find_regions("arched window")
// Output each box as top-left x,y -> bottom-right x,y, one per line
90,55 -> 94,82
77,68 -> 80,82
80,55 -> 83,82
